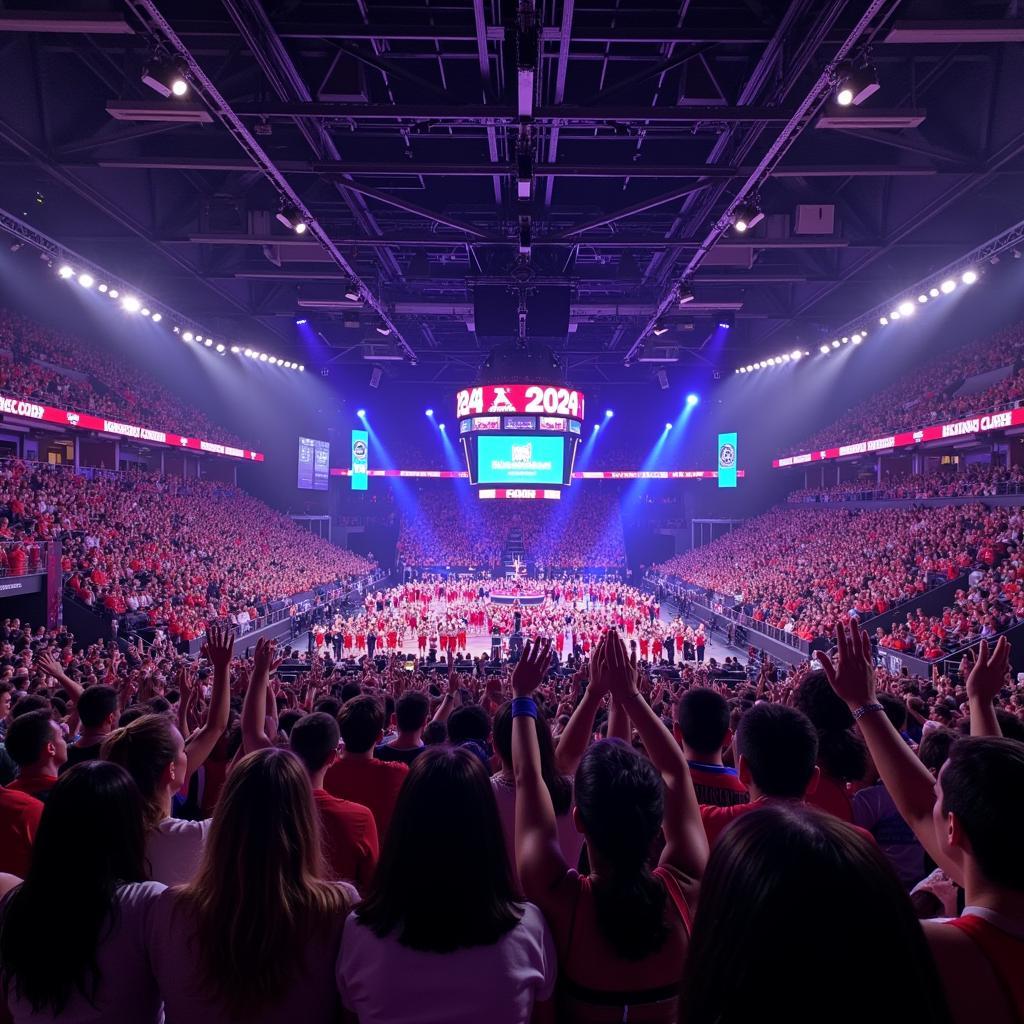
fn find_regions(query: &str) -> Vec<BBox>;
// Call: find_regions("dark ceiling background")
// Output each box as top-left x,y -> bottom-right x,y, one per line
1,0 -> 1023,388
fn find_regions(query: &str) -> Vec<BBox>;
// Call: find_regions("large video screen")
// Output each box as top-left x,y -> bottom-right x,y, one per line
297,436 -> 331,490
477,434 -> 564,485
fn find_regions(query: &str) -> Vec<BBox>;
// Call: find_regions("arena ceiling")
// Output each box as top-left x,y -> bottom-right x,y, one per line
1,0 -> 1023,385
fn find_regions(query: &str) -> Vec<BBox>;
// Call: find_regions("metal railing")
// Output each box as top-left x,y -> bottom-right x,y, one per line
788,479 -> 1024,504
0,540 -> 50,578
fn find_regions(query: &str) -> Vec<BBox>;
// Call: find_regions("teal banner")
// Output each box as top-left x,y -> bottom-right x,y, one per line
351,429 -> 368,490
717,432 -> 737,488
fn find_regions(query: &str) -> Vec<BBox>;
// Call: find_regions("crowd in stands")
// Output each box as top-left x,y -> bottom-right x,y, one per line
654,504 -> 1022,646
0,309 -> 247,448
0,599 -> 1021,1022
397,485 -> 626,568
787,320 -> 1024,455
0,460 -> 374,643
789,463 -> 1024,503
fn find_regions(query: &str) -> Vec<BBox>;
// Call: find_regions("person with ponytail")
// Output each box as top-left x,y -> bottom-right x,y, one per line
513,631 -> 708,1023
101,625 -> 236,884
146,748 -> 356,1022
0,762 -> 164,1022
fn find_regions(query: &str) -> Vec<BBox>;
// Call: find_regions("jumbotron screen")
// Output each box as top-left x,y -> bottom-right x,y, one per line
457,383 -> 582,497
477,435 -> 565,485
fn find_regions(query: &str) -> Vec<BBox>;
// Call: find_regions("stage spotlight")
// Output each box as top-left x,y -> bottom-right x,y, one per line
781,354 -> 790,362
375,324 -> 392,336
344,284 -> 361,302
835,62 -> 879,107
357,409 -> 366,418
77,272 -> 94,288
268,356 -> 277,364
58,265 -> 74,279
605,409 -> 614,417
140,308 -> 150,317
686,393 -> 699,405
204,339 -> 213,348
183,331 -> 194,342
918,294 -> 928,303
831,340 -> 840,348
768,357 -> 777,365
425,408 -> 434,417
216,343 -> 225,353
879,316 -> 888,325
98,283 -> 108,293
677,281 -> 695,305
962,269 -> 978,285
593,423 -> 600,431
890,310 -> 901,320
275,205 -> 307,234
717,314 -> 734,329
791,349 -> 802,360
108,289 -> 118,299
141,58 -> 188,99
820,344 -> 830,354
841,337 -> 849,344
196,335 -> 203,342
231,346 -> 240,354
732,200 -> 763,233
243,348 -> 252,357
258,352 -> 268,360
122,296 -> 141,313
651,323 -> 669,337
151,312 -> 161,322
852,333 -> 862,344
664,422 -> 672,430
929,287 -> 939,298
759,361 -> 767,369
299,365 -> 305,372
898,300 -> 915,316
439,423 -> 446,431
940,279 -> 956,294
295,318 -> 307,325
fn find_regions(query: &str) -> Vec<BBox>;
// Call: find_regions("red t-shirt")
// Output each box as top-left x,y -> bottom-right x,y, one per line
322,758 -> 408,840
6,774 -> 59,802
701,796 -> 876,847
946,913 -> 1024,1020
313,789 -> 379,890
0,786 -> 43,877
805,773 -> 854,823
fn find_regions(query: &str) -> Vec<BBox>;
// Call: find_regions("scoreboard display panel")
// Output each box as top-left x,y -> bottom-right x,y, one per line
457,383 -> 583,497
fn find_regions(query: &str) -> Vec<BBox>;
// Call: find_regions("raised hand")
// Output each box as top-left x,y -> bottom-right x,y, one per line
963,636 -> 1010,705
605,631 -> 639,703
511,638 -> 552,697
201,623 -> 235,672
817,621 -> 876,709
251,637 -> 280,681
36,650 -> 67,681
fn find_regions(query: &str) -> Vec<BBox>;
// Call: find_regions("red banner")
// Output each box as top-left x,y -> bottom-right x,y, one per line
0,392 -> 264,462
773,407 -> 1021,468
455,384 -> 586,421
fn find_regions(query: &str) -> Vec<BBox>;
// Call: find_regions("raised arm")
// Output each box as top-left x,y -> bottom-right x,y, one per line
183,624 -> 234,777
554,664 -> 606,776
241,637 -> 277,753
430,653 -> 459,724
36,650 -> 83,705
512,637 -> 569,906
603,631 -> 707,882
819,621 -> 961,882
962,636 -> 1008,738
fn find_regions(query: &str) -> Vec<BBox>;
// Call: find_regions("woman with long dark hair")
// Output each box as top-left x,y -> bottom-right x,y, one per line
513,632 -> 708,1023
0,761 -> 164,1022
146,747 -> 355,1022
682,802 -> 953,1024
337,745 -> 556,1024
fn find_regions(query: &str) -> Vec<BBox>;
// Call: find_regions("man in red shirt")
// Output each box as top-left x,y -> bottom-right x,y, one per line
0,785 -> 43,876
700,703 -> 874,848
289,712 -> 378,891
4,710 -> 67,802
324,695 -> 408,840
674,688 -> 749,808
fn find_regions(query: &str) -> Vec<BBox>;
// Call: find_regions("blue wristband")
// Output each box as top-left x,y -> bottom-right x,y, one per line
511,697 -> 538,719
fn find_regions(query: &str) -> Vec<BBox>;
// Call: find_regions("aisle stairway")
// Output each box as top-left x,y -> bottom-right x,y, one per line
503,527 -> 525,576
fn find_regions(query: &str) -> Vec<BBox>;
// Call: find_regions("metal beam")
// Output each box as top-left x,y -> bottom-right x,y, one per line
122,0 -> 415,360
227,101 -> 796,123
883,20 -> 1024,43
553,184 -> 711,238
0,11 -> 133,33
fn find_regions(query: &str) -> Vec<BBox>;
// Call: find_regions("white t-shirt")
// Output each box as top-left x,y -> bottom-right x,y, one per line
337,903 -> 556,1024
147,882 -> 357,1024
147,817 -> 211,885
4,881 -> 165,1024
490,773 -> 585,874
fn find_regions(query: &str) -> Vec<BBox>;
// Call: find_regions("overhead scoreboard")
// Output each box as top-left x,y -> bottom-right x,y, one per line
456,384 -> 584,499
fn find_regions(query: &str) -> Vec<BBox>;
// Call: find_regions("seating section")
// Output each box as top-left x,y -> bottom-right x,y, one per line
0,309 -> 247,447
0,460 -> 373,641
787,320 -> 1024,455
654,503 -> 1022,654
788,464 -> 1024,503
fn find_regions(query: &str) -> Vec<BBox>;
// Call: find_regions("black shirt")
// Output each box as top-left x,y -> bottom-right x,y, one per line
374,743 -> 424,766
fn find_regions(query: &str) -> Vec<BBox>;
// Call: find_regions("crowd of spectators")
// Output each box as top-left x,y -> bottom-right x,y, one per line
0,604 -> 1020,1023
0,309 -> 248,448
654,504 -> 1021,646
787,319 -> 1024,455
396,486 -> 626,568
789,464 -> 1024,504
0,460 -> 374,643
